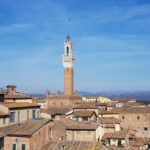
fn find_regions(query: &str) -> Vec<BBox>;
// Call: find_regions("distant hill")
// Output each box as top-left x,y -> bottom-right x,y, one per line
30,90 -> 150,103
78,91 -> 150,103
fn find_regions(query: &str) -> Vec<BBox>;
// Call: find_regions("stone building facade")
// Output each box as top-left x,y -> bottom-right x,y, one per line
112,107 -> 150,138
0,102 -> 40,126
4,119 -> 53,150
0,85 -> 32,103
46,36 -> 82,108
63,35 -> 75,96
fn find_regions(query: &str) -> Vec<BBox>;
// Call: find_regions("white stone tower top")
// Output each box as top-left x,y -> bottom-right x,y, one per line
63,35 -> 75,68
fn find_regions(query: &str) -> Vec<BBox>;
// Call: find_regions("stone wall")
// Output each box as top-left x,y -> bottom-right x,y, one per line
119,113 -> 150,138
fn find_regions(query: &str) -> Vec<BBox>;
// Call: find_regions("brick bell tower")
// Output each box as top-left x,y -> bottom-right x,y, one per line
63,35 -> 75,96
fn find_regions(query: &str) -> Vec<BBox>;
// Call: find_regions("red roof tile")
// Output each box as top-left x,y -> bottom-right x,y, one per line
74,111 -> 96,117
1,102 -> 40,109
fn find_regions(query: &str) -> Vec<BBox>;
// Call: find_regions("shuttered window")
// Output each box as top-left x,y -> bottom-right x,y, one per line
22,144 -> 26,150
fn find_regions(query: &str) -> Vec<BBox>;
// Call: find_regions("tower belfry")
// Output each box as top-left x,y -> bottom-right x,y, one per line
47,35 -> 82,108
63,35 -> 75,96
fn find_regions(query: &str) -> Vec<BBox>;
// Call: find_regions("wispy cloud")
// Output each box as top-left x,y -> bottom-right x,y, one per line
0,23 -> 33,33
0,0 -> 150,92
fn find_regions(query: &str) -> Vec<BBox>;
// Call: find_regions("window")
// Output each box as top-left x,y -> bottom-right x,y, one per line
82,117 -> 88,121
137,116 -> 140,120
144,127 -> 148,131
10,112 -> 16,123
13,144 -> 16,150
37,111 -> 40,118
27,110 -> 29,120
66,47 -> 69,56
122,116 -> 124,119
18,111 -> 20,122
22,144 -> 26,150
3,118 -> 6,125
118,139 -> 122,146
32,110 -> 36,119
49,128 -> 52,139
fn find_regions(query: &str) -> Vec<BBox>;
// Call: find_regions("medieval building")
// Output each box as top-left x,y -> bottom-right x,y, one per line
47,36 -> 82,108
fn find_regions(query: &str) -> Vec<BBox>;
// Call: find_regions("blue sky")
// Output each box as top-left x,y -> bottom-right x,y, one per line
0,0 -> 150,93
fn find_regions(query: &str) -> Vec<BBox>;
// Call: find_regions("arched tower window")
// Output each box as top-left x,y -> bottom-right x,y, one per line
66,47 -> 69,56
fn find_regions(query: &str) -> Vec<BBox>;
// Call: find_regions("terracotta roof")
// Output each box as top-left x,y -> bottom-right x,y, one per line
112,106 -> 150,114
1,102 -> 40,109
0,111 -> 9,117
0,131 -> 6,138
41,107 -> 72,115
4,92 -> 32,99
5,119 -> 53,136
56,118 -> 99,130
73,104 -> 98,109
95,103 -> 108,106
103,124 -> 115,128
129,141 -> 144,148
102,129 -> 129,140
99,117 -> 120,124
99,110 -> 119,115
41,141 -> 104,150
74,111 -> 96,117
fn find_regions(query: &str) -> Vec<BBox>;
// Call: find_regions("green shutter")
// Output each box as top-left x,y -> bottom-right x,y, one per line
22,144 -> 26,150
13,144 -> 16,150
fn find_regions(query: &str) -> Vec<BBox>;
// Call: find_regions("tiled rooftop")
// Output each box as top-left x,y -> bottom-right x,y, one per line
73,104 -> 98,109
112,106 -> 150,113
1,119 -> 53,136
4,92 -> 32,99
99,117 -> 120,124
56,118 -> 99,130
41,107 -> 72,115
74,111 -> 95,117
40,141 -> 105,150
0,111 -> 9,117
99,110 -> 119,115
102,129 -> 130,140
0,102 -> 40,109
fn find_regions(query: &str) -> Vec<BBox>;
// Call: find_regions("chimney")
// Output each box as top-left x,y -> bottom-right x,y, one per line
7,85 -> 17,95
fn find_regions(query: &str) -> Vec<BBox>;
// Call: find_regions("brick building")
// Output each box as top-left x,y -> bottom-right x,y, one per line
4,119 -> 53,150
46,36 -> 82,108
108,106 -> 150,138
0,85 -> 32,103
0,102 -> 40,126
53,118 -> 101,142
73,111 -> 97,122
